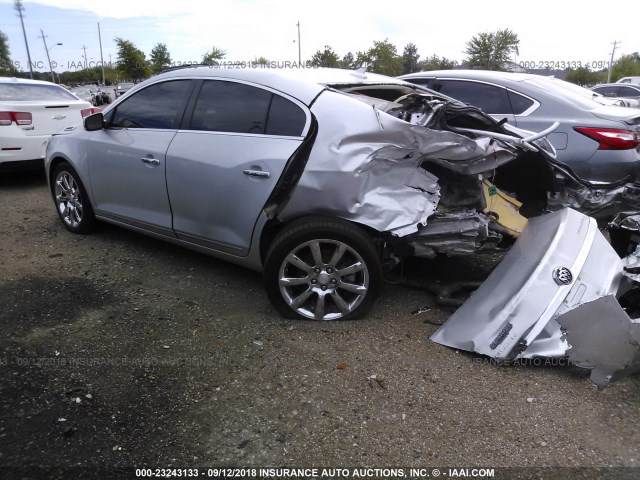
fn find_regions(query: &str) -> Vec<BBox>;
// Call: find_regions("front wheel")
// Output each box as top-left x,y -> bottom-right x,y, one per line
264,218 -> 382,321
52,162 -> 96,234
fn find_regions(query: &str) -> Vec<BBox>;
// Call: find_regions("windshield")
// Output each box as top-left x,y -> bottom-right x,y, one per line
0,83 -> 79,101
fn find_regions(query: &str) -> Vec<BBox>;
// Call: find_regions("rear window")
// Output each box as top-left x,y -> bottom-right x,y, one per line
523,77 -> 599,109
0,83 -> 78,101
437,80 -> 511,115
507,90 -> 535,114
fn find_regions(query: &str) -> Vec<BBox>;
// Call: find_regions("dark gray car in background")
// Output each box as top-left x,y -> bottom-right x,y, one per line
400,70 -> 640,183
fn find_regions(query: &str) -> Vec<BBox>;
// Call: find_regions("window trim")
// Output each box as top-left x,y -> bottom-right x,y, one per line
180,77 -> 312,138
106,79 -> 196,131
505,88 -> 540,116
427,77 -> 541,117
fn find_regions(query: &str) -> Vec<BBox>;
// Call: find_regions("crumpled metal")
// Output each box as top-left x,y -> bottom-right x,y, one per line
278,89 -> 518,236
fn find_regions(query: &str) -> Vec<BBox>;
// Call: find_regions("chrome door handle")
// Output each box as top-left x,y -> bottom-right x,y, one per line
141,157 -> 160,165
243,169 -> 270,178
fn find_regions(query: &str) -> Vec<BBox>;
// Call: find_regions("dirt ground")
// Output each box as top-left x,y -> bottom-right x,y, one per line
1,169 -> 639,479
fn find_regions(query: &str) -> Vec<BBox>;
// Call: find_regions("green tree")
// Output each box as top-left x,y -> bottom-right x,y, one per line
354,51 -> 371,69
0,30 -> 15,75
367,39 -> 402,76
465,29 -> 520,71
309,45 -> 340,68
253,56 -> 269,66
418,54 -> 458,71
59,64 -> 119,86
610,53 -> 640,82
114,37 -> 151,80
565,67 -> 604,87
340,52 -> 355,69
149,43 -> 172,74
202,46 -> 226,66
402,43 -> 420,74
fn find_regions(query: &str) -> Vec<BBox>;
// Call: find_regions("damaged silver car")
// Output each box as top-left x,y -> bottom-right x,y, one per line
45,67 -> 640,324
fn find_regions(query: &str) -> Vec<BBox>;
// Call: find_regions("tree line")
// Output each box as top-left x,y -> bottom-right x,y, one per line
1,28 -> 639,87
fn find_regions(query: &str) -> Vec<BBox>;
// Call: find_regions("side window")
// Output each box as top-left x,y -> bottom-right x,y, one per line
594,86 -> 618,97
190,81 -> 271,134
507,90 -> 535,115
437,80 -> 511,115
110,80 -> 192,129
618,86 -> 639,97
266,94 -> 306,136
407,77 -> 436,89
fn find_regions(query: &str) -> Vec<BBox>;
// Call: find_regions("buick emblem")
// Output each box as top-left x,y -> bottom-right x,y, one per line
552,266 -> 573,286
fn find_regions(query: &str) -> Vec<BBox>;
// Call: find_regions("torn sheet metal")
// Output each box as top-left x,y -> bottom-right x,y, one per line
277,89 -> 520,237
431,208 -> 640,387
556,295 -> 640,388
546,172 -> 640,225
408,211 -> 495,258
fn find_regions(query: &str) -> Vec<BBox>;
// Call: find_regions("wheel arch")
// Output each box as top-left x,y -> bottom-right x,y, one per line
258,214 -> 385,266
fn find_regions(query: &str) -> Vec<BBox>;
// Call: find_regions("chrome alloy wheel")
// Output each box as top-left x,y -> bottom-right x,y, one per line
278,239 -> 369,320
54,170 -> 84,229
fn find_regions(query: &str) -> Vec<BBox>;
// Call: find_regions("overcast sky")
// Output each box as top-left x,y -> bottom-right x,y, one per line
1,0 -> 638,74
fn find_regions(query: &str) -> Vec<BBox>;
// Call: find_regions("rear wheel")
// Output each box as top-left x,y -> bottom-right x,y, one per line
264,218 -> 382,320
52,162 -> 96,234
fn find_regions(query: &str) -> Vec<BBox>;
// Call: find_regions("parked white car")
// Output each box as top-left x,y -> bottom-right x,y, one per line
1,77 -> 95,168
616,76 -> 640,85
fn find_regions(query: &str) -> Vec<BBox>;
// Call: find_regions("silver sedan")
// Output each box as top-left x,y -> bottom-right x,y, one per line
44,67 -> 640,321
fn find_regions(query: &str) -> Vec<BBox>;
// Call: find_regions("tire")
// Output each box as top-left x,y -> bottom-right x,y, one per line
264,217 -> 382,321
51,162 -> 96,234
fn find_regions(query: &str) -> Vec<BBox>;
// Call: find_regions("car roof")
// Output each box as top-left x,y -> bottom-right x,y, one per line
0,76 -> 60,86
401,70 -> 542,82
149,67 -> 418,106
592,83 -> 640,89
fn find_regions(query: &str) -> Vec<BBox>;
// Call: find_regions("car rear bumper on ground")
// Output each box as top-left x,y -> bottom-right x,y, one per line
431,208 -> 640,388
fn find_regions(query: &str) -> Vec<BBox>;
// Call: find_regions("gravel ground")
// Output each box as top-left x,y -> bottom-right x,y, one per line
1,169 -> 639,479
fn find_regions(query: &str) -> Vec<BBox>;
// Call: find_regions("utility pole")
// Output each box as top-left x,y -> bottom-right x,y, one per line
607,40 -> 620,83
38,29 -> 54,83
296,21 -> 301,64
98,23 -> 106,85
14,0 -> 33,79
82,45 -> 88,69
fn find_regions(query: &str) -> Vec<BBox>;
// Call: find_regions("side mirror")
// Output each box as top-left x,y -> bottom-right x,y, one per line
84,112 -> 104,131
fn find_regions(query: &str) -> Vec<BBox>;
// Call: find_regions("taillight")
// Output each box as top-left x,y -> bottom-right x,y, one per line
0,111 -> 32,126
81,107 -> 100,118
574,127 -> 640,150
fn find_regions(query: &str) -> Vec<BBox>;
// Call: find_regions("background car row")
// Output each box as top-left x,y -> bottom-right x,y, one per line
400,70 -> 640,182
0,77 -> 95,167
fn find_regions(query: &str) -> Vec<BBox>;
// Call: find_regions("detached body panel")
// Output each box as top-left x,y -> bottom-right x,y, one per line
431,208 -> 640,387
